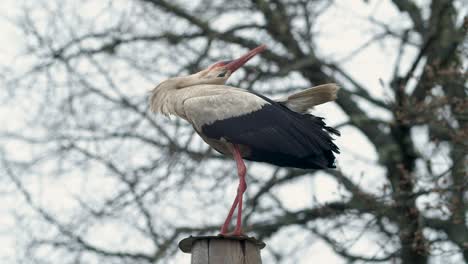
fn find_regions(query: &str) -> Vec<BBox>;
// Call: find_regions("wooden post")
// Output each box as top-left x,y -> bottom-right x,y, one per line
179,235 -> 265,264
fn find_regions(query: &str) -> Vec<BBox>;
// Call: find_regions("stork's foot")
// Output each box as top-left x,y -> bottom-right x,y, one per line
232,227 -> 244,237
219,225 -> 230,236
218,229 -> 246,237
219,226 -> 245,237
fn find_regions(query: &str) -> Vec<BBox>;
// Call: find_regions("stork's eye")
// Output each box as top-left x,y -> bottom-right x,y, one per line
217,71 -> 227,77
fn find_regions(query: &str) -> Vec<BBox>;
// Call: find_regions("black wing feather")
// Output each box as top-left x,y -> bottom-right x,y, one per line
202,92 -> 339,169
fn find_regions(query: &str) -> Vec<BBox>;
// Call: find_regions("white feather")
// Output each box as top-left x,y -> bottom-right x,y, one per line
181,86 -> 268,130
277,83 -> 339,113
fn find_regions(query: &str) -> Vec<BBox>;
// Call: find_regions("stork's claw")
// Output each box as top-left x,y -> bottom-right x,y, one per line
218,230 -> 247,237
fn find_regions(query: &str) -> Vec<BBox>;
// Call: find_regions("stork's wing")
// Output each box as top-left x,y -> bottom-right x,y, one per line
184,91 -> 339,169
183,89 -> 268,132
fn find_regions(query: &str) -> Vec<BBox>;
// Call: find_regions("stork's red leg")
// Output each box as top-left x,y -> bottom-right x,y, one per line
232,144 -> 247,236
220,194 -> 239,234
219,144 -> 247,236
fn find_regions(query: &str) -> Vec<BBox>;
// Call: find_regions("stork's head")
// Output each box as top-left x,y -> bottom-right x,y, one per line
169,44 -> 266,89
198,44 -> 267,85
150,44 -> 266,114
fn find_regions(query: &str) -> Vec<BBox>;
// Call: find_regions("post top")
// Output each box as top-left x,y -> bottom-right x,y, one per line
179,235 -> 266,253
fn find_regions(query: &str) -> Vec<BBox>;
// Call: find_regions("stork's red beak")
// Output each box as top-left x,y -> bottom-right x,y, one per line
225,44 -> 266,73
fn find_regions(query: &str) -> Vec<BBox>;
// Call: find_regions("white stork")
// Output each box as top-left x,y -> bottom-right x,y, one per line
150,45 -> 340,236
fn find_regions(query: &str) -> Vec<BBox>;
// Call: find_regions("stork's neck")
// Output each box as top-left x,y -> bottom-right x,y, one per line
168,85 -> 224,119
150,71 -> 224,118
150,79 -> 177,116
150,76 -> 227,119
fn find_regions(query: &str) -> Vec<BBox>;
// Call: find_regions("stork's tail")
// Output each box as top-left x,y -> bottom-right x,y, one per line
278,83 -> 339,113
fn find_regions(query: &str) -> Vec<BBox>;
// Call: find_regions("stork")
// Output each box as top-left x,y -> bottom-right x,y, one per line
150,45 -> 340,236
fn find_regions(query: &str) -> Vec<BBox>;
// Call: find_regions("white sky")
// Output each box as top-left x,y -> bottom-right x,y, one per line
1,0 -> 25,263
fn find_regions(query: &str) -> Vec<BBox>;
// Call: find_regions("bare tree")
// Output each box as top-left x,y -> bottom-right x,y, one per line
1,0 -> 466,263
